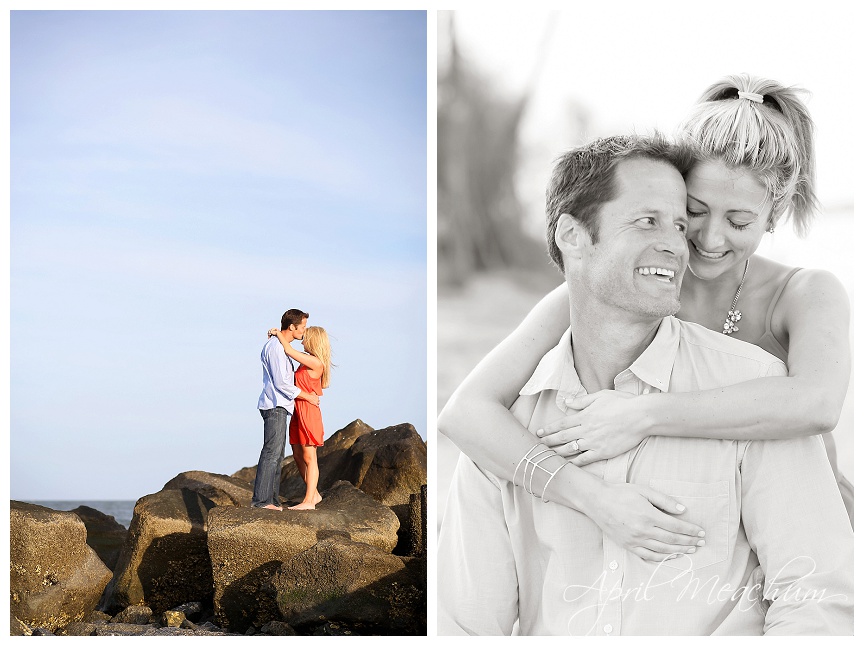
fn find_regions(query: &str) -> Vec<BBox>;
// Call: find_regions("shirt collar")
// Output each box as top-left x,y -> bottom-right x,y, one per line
519,316 -> 680,410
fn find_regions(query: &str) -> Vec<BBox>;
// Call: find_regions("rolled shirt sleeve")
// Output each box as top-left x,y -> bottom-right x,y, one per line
266,341 -> 301,401
740,434 -> 853,635
438,453 -> 519,636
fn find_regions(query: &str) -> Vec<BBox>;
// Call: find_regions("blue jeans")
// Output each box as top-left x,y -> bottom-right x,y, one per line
251,407 -> 289,507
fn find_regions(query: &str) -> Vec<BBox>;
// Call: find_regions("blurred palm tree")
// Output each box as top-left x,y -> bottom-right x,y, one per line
437,13 -> 559,288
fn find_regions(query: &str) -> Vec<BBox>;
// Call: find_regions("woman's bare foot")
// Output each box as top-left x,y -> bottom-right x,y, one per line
288,501 -> 317,510
314,492 -> 322,505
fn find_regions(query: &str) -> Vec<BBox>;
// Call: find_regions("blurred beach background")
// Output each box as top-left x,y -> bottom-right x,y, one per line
436,8 -> 855,532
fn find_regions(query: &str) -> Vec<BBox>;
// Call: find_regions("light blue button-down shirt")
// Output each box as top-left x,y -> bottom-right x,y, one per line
257,336 -> 301,413
438,316 -> 853,635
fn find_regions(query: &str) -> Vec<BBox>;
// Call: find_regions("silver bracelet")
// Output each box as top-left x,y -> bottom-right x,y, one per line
540,463 -> 567,503
514,443 -> 564,500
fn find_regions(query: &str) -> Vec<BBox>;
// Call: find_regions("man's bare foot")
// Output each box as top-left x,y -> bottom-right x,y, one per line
288,502 -> 316,510
261,504 -> 283,511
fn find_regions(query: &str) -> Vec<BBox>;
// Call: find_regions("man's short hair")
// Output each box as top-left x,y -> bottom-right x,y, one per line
281,309 -> 309,330
545,134 -> 694,272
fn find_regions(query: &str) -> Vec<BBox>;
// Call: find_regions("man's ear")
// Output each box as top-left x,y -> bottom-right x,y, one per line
554,214 -> 589,261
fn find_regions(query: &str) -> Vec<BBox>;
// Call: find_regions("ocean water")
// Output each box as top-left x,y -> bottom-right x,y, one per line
24,500 -> 136,529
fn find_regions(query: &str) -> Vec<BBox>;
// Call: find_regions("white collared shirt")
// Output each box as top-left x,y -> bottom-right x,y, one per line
438,317 -> 853,635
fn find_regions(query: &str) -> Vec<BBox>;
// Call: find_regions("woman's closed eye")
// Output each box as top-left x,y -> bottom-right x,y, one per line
686,209 -> 706,218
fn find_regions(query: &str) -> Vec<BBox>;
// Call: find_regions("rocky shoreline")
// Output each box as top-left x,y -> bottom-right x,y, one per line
10,420 -> 427,636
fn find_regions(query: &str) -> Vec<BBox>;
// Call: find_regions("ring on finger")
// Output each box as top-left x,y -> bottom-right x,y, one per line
571,439 -> 583,453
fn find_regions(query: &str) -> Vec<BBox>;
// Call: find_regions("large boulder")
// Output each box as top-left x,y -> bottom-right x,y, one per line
272,535 -> 426,635
10,501 -> 113,631
100,488 -> 216,614
162,470 -> 254,508
70,506 -> 128,571
207,481 -> 398,633
282,423 -> 425,507
232,419 -> 376,491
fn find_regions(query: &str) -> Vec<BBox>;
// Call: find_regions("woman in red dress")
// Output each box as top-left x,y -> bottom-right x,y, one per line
270,325 -> 333,510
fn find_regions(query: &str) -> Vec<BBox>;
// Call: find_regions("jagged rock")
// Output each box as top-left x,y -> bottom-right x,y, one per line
180,619 -> 199,630
69,505 -> 127,572
232,419 -> 376,493
10,501 -> 113,632
84,609 -> 112,623
110,604 -> 152,624
272,535 -> 425,635
207,481 -> 399,633
162,610 -> 185,627
281,422 -> 425,507
261,620 -> 297,635
58,622 -> 99,636
162,471 -> 255,508
31,626 -> 56,635
11,615 -> 33,636
100,489 -> 216,614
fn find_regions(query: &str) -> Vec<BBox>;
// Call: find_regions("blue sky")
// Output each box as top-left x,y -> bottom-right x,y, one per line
10,10 -> 427,500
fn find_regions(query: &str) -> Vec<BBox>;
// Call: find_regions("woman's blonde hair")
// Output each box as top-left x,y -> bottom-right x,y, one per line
303,326 -> 333,388
677,73 -> 818,236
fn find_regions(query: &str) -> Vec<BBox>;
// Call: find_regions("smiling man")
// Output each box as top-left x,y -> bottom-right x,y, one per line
437,135 -> 853,635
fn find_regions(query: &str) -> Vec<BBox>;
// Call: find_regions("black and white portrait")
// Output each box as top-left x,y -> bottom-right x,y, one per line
436,7 -> 854,636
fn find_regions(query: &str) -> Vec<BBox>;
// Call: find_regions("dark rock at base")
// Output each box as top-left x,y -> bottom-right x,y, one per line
84,609 -> 112,623
395,484 -> 427,557
273,535 -> 426,635
208,481 -> 399,634
110,604 -> 152,625
31,626 -> 56,635
162,471 -> 255,508
261,620 -> 297,635
100,489 -> 215,614
10,501 -> 113,632
58,622 -> 100,636
70,505 -> 128,571
310,621 -> 360,636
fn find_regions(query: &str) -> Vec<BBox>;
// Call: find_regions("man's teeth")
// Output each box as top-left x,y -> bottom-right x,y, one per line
637,267 -> 676,278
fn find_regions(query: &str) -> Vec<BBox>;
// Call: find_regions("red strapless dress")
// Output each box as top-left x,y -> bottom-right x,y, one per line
289,364 -> 324,447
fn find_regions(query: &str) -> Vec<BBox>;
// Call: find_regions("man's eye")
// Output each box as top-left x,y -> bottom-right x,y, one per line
637,217 -> 655,226
675,223 -> 688,234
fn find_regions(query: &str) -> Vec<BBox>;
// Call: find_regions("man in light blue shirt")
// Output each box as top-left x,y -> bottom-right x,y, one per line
253,308 -> 319,510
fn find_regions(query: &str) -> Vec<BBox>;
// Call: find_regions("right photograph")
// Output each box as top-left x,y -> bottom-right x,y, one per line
436,9 -> 854,637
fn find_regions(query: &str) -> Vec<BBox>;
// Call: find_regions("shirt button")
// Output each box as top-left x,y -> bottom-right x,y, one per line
609,560 -> 619,570
603,624 -> 613,634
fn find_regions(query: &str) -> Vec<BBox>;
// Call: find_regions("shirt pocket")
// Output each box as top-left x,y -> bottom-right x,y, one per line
648,479 -> 730,571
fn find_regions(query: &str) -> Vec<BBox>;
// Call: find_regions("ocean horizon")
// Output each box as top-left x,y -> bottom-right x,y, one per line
22,500 -> 136,529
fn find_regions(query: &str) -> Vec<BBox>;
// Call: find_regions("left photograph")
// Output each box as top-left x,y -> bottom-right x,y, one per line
10,10 -> 427,637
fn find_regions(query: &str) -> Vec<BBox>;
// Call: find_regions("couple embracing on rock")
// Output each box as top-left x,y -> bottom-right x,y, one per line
253,308 -> 334,511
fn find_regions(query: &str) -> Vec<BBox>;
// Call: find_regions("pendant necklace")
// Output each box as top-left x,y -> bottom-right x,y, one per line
722,259 -> 749,335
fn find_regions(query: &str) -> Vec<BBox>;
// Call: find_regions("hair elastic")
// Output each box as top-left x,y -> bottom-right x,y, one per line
738,90 -> 764,104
